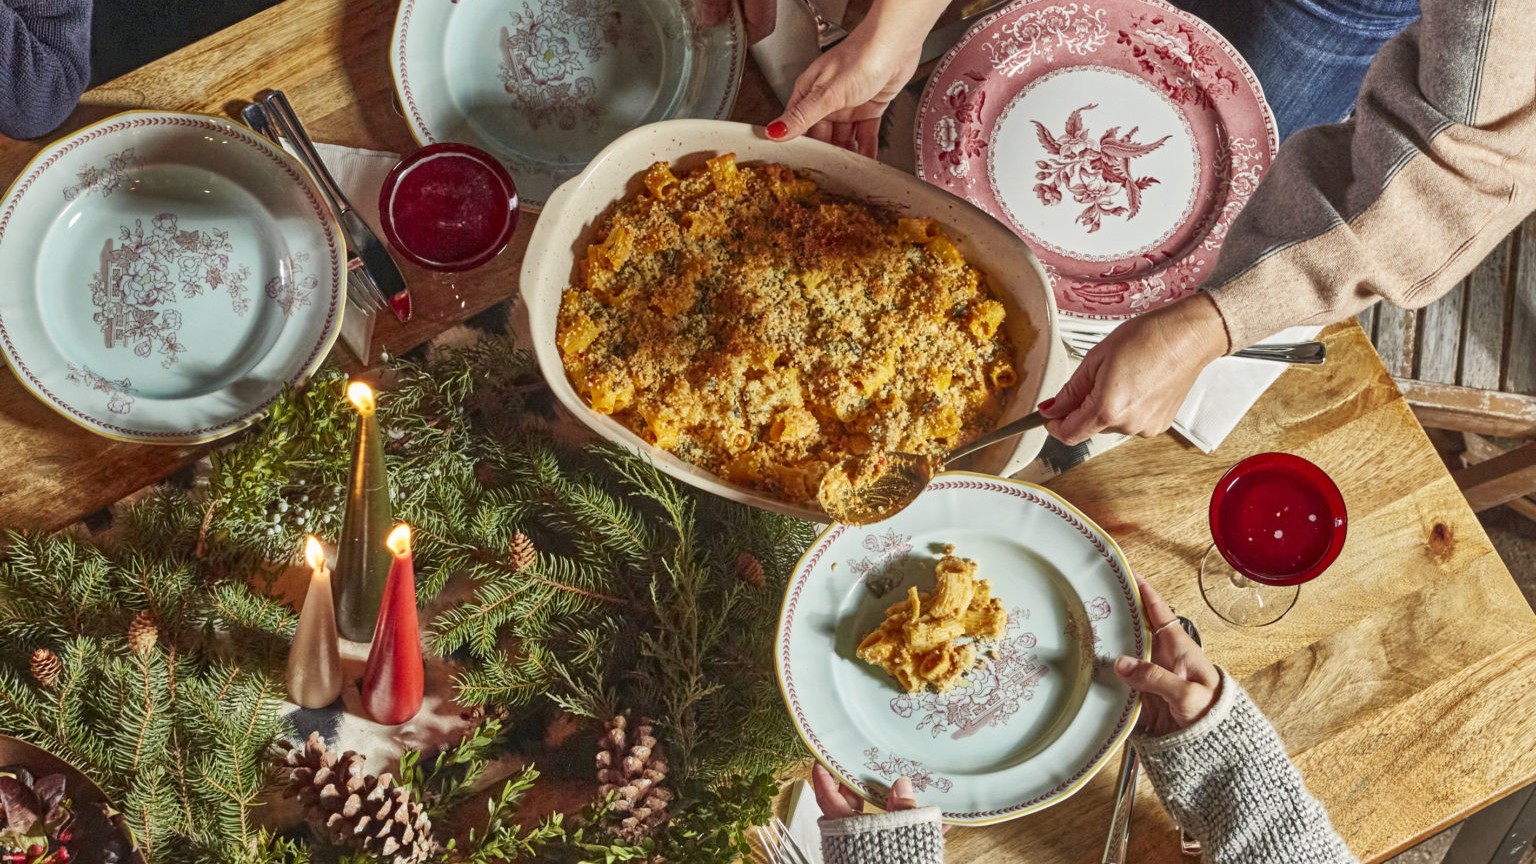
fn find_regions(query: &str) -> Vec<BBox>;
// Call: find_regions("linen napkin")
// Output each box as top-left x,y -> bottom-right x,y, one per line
287,142 -> 401,363
1172,324 -> 1326,452
749,0 -> 848,105
783,779 -> 828,864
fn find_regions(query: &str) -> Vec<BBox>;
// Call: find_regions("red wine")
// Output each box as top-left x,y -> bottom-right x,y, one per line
1214,466 -> 1338,582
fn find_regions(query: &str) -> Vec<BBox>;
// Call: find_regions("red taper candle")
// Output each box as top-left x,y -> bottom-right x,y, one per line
361,523 -> 424,725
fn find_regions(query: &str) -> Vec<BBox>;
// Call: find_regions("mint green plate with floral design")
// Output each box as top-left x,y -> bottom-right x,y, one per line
775,472 -> 1148,825
391,0 -> 744,210
0,111 -> 345,443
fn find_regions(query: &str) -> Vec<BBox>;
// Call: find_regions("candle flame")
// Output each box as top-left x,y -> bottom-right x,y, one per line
347,381 -> 376,414
386,523 -> 412,557
304,536 -> 327,571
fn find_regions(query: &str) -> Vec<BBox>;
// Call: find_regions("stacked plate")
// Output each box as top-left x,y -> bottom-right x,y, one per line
915,0 -> 1277,322
0,111 -> 345,443
776,474 -> 1147,823
392,0 -> 746,210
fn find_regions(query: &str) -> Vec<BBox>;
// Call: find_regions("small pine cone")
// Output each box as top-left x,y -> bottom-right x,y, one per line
29,648 -> 61,688
509,531 -> 537,572
126,610 -> 158,655
736,552 -> 766,588
596,711 -> 671,841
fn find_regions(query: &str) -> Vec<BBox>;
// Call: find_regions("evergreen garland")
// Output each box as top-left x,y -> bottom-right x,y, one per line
0,331 -> 815,862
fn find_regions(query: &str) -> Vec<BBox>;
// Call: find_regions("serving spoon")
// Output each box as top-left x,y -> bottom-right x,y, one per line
821,410 -> 1047,525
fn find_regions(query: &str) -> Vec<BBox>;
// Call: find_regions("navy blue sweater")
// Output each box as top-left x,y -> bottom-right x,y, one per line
1,0 -> 90,139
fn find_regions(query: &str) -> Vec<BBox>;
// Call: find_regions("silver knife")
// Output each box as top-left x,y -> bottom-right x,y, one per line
920,0 -> 1015,65
261,90 -> 413,322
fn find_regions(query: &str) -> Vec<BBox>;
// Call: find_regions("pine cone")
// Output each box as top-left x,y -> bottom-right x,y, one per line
596,712 -> 672,841
30,648 -> 60,688
736,552 -> 766,588
127,610 -> 158,655
277,732 -> 435,863
509,531 -> 537,572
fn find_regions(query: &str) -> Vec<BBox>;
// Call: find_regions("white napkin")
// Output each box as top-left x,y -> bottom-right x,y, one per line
1173,324 -> 1325,452
783,779 -> 827,864
304,142 -> 401,363
749,0 -> 847,104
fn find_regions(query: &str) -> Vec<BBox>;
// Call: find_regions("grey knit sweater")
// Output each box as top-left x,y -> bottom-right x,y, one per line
820,670 -> 1357,864
0,0 -> 91,140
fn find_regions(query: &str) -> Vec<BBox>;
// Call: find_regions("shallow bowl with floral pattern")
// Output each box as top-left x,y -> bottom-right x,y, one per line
0,111 -> 345,443
520,119 -> 1070,523
392,0 -> 745,211
776,473 -> 1147,824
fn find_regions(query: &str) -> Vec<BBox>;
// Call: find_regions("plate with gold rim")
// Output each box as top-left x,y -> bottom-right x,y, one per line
392,0 -> 746,211
0,111 -> 345,443
775,473 -> 1147,824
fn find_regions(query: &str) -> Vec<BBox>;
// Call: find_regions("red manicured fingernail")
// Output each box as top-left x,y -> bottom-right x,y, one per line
1038,398 -> 1056,411
766,120 -> 788,139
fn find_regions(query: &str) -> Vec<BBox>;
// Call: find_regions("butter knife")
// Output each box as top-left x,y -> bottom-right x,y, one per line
261,90 -> 413,322
919,0 -> 1014,65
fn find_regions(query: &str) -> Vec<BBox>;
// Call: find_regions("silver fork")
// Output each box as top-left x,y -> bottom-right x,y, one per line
1060,328 -> 1326,365
756,816 -> 816,864
1176,615 -> 1204,857
796,0 -> 849,50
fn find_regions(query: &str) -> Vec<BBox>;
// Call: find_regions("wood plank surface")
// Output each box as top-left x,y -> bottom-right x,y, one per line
1461,237 -> 1512,391
1417,277 -> 1465,384
1373,301 -> 1417,378
1452,441 -> 1536,511
1511,216 -> 1536,395
941,322 -> 1536,863
1397,379 -> 1536,437
0,0 -> 779,532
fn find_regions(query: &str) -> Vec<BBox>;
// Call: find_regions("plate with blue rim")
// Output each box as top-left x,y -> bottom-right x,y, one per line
392,0 -> 746,211
775,471 -> 1147,825
0,111 -> 345,444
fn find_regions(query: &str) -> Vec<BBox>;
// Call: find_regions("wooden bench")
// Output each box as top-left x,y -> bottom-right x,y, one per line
1360,215 -> 1536,518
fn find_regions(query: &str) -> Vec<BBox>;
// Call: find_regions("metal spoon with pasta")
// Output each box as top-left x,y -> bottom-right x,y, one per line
819,411 -> 1048,525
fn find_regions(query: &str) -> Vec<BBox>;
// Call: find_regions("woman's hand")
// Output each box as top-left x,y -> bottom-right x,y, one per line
1114,577 -> 1221,737
812,762 -> 917,818
766,0 -> 948,157
1039,293 -> 1231,444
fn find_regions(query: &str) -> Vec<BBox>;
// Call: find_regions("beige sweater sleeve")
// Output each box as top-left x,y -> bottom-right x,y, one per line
1202,0 -> 1536,350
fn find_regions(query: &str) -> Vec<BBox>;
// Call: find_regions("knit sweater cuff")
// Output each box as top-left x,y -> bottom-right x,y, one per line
1131,668 -> 1357,864
819,806 -> 944,864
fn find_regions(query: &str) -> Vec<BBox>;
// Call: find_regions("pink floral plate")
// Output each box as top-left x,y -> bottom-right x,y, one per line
775,473 -> 1148,825
0,111 -> 345,443
915,0 -> 1277,320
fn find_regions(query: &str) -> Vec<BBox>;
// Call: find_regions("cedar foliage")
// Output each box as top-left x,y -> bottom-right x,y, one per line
0,332 -> 813,862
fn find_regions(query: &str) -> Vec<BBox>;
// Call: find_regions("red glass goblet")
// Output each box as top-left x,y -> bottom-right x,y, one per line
379,142 -> 518,320
1199,452 -> 1347,627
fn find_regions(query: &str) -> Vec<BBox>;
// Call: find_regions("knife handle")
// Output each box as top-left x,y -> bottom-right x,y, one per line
262,90 -> 355,216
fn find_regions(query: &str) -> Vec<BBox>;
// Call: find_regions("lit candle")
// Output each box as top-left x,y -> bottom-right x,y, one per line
361,524 -> 424,725
287,536 -> 342,708
334,381 -> 393,642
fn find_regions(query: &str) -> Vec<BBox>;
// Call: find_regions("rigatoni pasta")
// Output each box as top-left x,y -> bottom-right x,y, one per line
557,154 -> 1022,509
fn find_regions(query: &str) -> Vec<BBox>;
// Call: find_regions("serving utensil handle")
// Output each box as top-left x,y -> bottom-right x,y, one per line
1102,745 -> 1139,864
261,90 -> 355,215
944,411 -> 1046,464
1233,341 -> 1326,364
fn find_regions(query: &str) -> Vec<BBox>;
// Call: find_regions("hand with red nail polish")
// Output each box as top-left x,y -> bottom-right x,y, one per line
764,0 -> 948,158
1040,293 -> 1230,445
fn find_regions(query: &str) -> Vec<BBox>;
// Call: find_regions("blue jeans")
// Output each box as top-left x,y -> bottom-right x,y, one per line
1170,0 -> 1421,141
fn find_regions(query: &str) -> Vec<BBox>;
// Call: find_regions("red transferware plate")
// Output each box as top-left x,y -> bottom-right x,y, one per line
916,0 -> 1277,320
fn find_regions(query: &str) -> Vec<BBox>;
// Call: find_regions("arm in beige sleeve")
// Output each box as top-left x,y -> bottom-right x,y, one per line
1201,0 -> 1536,349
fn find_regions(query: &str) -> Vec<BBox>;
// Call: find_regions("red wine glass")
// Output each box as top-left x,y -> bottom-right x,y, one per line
379,142 -> 519,320
1200,452 -> 1347,627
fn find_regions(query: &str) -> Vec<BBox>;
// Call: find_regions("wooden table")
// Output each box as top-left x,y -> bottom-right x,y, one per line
3,2 -> 1534,862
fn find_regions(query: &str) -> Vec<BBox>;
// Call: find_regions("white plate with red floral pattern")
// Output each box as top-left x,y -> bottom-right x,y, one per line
0,111 -> 345,443
775,472 -> 1147,825
392,0 -> 745,210
915,0 -> 1277,320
